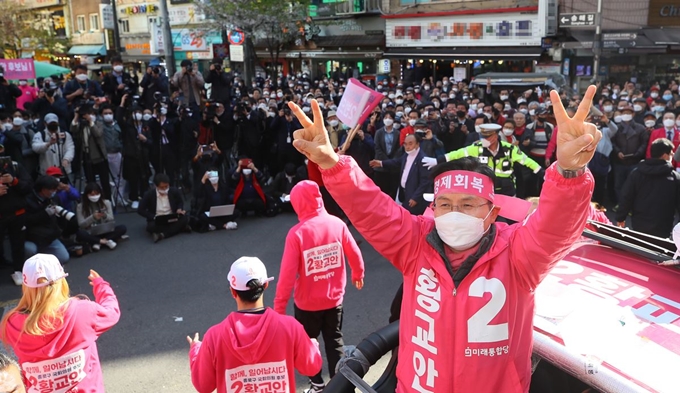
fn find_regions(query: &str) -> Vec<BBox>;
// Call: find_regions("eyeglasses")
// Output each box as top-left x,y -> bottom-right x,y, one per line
434,202 -> 491,214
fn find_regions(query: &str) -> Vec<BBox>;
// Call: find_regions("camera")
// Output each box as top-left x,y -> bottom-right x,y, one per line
0,156 -> 14,176
53,205 -> 75,221
204,100 -> 218,120
59,176 -> 69,184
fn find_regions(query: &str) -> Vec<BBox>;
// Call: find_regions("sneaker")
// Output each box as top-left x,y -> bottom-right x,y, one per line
152,232 -> 165,243
11,271 -> 22,286
225,221 -> 238,230
92,244 -> 101,252
208,224 -> 217,231
304,382 -> 325,393
119,235 -> 130,241
131,201 -> 139,209
105,240 -> 117,250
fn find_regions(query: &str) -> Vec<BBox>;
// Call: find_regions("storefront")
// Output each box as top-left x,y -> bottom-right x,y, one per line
382,6 -> 548,82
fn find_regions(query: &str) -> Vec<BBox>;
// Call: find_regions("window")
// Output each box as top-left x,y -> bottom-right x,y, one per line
89,14 -> 99,31
76,15 -> 86,32
119,19 -> 129,33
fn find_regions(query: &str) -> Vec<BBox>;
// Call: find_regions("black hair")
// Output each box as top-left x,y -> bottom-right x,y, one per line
503,119 -> 516,127
284,163 -> 296,176
384,110 -> 396,119
154,173 -> 170,186
650,138 -> 674,159
234,279 -> 266,303
100,104 -> 113,114
663,110 -> 676,117
430,156 -> 496,184
111,56 -> 123,65
81,182 -> 106,217
75,64 -> 87,73
457,102 -> 469,111
34,175 -> 59,192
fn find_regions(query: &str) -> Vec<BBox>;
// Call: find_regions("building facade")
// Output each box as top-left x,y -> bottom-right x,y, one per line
67,0 -> 106,64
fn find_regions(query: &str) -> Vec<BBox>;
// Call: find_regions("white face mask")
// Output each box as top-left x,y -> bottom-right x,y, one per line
383,118 -> 394,127
134,113 -> 143,121
242,168 -> 252,176
405,146 -> 418,155
408,119 -> 417,126
676,119 -> 680,127
434,208 -> 493,251
603,105 -> 613,113
500,95 -> 509,101
480,138 -> 492,148
529,109 -> 536,116
89,114 -> 97,123
277,92 -> 283,98
396,111 -> 404,118
396,99 -> 404,105
614,115 -> 623,123
654,106 -> 665,112
475,125 -> 482,133
519,108 -> 528,115
76,74 -> 88,82
664,118 -> 676,128
142,114 -> 152,122
633,104 -> 643,112
13,117 -> 23,126
645,120 -> 657,128
404,107 -> 412,115
103,114 -> 114,123
160,107 -> 168,115
329,120 -> 339,127
157,188 -> 168,195
209,176 -> 219,184
621,114 -> 633,122
88,194 -> 101,203
302,107 -> 311,113
502,128 -> 514,136
651,92 -> 659,98
19,81 -> 27,86
3,123 -> 13,131
113,65 -> 124,73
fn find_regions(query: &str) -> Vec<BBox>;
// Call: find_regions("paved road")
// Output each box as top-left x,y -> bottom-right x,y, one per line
0,208 -> 403,392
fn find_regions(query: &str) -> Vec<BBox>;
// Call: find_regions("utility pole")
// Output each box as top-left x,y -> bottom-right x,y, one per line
109,0 -> 122,54
158,0 -> 175,76
592,0 -> 603,83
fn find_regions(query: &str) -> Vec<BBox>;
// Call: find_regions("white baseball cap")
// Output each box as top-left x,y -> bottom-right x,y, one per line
22,254 -> 68,288
228,257 -> 274,291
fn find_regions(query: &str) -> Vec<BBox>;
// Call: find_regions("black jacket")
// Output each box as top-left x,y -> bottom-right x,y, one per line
137,187 -> 185,222
616,158 -> 680,238
612,121 -> 648,165
0,83 -> 22,111
24,190 -> 61,247
269,172 -> 301,197
101,71 -> 138,106
0,161 -> 32,217
374,127 -> 403,172
204,70 -> 232,104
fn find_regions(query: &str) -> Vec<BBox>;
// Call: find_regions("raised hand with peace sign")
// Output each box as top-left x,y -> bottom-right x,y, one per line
553,85 -> 602,171
288,100 -> 339,170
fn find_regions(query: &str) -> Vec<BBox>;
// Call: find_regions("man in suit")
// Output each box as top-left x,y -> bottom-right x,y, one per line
373,111 -> 403,199
370,134 -> 431,215
137,173 -> 190,243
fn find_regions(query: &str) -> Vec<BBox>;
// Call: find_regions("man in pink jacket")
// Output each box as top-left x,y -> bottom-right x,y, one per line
187,256 -> 323,393
286,84 -> 600,393
274,180 -> 365,393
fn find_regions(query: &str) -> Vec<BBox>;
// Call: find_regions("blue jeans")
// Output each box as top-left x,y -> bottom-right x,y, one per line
24,239 -> 70,265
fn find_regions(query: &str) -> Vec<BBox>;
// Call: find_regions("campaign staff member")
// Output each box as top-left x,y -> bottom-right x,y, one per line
1,254 -> 120,392
287,85 -> 599,393
187,256 -> 322,393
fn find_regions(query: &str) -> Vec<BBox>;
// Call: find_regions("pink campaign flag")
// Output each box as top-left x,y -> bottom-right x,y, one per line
336,78 -> 384,128
0,59 -> 36,80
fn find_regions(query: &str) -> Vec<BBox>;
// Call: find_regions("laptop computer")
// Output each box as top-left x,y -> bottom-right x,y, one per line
205,204 -> 236,218
88,221 -> 117,236
155,213 -> 180,225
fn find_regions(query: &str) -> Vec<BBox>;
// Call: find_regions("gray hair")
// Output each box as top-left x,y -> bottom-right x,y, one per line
0,352 -> 17,370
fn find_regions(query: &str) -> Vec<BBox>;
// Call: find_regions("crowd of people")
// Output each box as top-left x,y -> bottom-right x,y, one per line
0,53 -> 678,392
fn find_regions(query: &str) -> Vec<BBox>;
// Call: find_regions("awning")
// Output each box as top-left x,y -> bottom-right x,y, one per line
641,29 -> 680,45
121,54 -> 161,63
255,50 -> 382,59
569,31 -> 657,49
383,47 -> 543,59
313,34 -> 385,49
67,45 -> 106,56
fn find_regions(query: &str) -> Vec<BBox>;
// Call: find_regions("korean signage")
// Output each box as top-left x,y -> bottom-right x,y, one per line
100,4 -> 115,30
386,11 -> 544,47
18,0 -> 60,10
173,29 -> 207,51
51,10 -> 66,37
649,0 -> 680,26
169,4 -> 204,25
558,13 -> 596,27
119,4 -> 157,15
150,24 -> 164,55
0,59 -> 36,80
125,41 -> 151,55
230,45 -> 244,62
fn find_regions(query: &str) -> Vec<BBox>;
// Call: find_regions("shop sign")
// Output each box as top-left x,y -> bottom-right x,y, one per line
386,12 -> 543,47
150,24 -> 164,54
125,42 -> 151,55
169,4 -> 205,25
120,4 -> 157,15
230,45 -> 244,62
378,59 -> 390,74
18,0 -> 60,10
173,29 -> 207,51
649,0 -> 680,26
51,10 -> 66,37
100,5 -> 115,30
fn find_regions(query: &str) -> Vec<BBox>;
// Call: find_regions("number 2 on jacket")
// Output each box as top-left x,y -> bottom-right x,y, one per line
467,277 -> 509,343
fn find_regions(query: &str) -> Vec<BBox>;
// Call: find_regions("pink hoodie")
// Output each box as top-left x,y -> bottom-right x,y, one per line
321,156 -> 593,393
3,278 -> 120,393
274,180 -> 364,314
188,308 -> 322,393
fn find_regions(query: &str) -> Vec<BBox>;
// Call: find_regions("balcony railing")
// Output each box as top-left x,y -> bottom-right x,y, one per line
335,0 -> 382,15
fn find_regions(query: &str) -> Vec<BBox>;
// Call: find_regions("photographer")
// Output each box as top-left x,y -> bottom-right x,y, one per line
30,82 -> 70,131
24,175 -> 70,265
171,60 -> 204,110
178,105 -> 199,191
31,113 -> 75,175
46,166 -> 80,212
211,102 -> 234,158
271,106 -> 304,173
141,66 -> 170,109
117,94 -> 152,209
230,158 -> 267,217
0,112 -> 25,165
0,71 -> 22,112
71,105 -> 111,200
148,104 -> 178,182
233,102 -> 264,168
0,146 -> 32,285
64,65 -> 104,105
204,59 -> 231,104
102,56 -> 138,107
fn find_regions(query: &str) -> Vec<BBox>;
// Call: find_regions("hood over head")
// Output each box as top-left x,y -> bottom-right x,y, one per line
290,180 -> 325,220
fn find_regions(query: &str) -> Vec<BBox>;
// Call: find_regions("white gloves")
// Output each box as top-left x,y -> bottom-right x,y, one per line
422,157 -> 437,169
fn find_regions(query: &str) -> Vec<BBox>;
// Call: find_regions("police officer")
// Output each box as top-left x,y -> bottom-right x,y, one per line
423,124 -> 542,196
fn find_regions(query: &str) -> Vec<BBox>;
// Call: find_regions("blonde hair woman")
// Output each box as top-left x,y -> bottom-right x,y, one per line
1,254 -> 120,392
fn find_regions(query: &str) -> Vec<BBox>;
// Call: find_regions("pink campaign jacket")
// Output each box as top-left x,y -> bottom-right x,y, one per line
274,180 -> 365,314
4,278 -> 120,393
188,308 -> 322,393
322,156 -> 593,393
